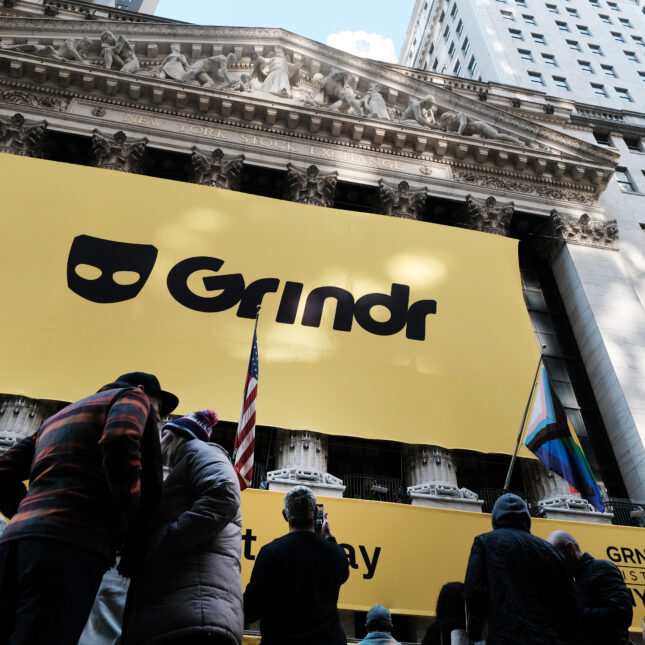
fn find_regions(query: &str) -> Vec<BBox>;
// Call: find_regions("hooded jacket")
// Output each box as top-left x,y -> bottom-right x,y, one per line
121,439 -> 243,645
464,494 -> 575,645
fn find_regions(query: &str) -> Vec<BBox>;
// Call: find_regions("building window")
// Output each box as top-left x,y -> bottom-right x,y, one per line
432,58 -> 439,70
519,48 -> 534,61
529,71 -> 546,86
589,44 -> 603,55
615,87 -> 634,102
619,18 -> 633,29
542,53 -> 558,66
454,60 -> 462,75
546,3 -> 559,13
532,32 -> 546,44
443,25 -> 450,40
578,25 -> 592,36
578,60 -> 594,73
553,76 -> 570,89
467,55 -> 478,77
566,7 -> 580,17
599,14 -> 613,24
589,0 -> 600,6
501,10 -> 515,20
615,168 -> 636,192
611,32 -> 625,42
462,37 -> 470,55
523,14 -> 536,24
624,136 -> 642,151
591,82 -> 608,96
625,50 -> 640,62
607,1 -> 619,10
496,0 -> 507,3
567,40 -> 581,51
601,64 -> 618,77
456,19 -> 464,37
448,42 -> 455,58
556,21 -> 570,32
450,3 -> 458,18
632,35 -> 645,47
593,130 -> 612,145
510,28 -> 525,40
515,0 -> 527,6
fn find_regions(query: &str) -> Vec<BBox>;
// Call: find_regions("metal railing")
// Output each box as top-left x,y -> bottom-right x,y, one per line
606,497 -> 645,527
342,474 -> 409,504
476,487 -> 538,516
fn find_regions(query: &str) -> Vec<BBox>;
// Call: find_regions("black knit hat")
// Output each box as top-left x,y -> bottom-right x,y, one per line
113,372 -> 179,416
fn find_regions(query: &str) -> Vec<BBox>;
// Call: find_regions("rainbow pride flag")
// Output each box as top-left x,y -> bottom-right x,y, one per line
524,365 -> 605,512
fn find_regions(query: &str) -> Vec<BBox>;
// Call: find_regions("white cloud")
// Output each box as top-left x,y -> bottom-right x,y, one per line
326,30 -> 397,63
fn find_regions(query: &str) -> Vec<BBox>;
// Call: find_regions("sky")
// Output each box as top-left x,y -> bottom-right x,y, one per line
155,0 -> 415,61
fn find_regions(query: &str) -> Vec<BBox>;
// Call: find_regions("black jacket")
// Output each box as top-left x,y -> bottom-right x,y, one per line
574,552 -> 632,645
464,495 -> 575,645
244,530 -> 350,645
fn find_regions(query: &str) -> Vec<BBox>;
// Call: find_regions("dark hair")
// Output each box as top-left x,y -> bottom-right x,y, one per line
436,581 -> 465,625
366,617 -> 392,633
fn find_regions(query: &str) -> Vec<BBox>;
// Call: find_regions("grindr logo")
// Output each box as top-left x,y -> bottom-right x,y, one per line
67,235 -> 437,341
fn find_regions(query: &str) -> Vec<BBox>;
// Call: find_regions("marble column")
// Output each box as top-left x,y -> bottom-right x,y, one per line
406,445 -> 483,511
284,163 -> 338,207
266,429 -> 345,497
376,179 -> 427,220
0,395 -> 60,452
522,460 -> 612,524
0,113 -> 48,157
190,147 -> 244,190
90,129 -> 148,173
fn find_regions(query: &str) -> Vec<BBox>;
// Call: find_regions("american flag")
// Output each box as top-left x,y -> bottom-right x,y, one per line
234,322 -> 258,491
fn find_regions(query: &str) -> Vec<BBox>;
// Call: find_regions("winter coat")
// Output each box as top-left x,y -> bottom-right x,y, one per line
574,552 -> 632,645
464,494 -> 575,645
357,632 -> 399,644
122,440 -> 243,645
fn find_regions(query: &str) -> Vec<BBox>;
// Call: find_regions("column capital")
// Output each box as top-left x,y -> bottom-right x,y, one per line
285,163 -> 338,207
90,129 -> 148,173
462,194 -> 514,236
376,179 -> 427,220
551,209 -> 619,249
190,146 -> 244,191
0,113 -> 48,158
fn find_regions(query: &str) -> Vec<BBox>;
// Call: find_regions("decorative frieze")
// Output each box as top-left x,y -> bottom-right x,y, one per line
190,146 -> 244,190
551,209 -> 618,249
90,129 -> 148,173
462,194 -> 514,236
0,112 -> 47,157
376,179 -> 427,220
285,163 -> 337,207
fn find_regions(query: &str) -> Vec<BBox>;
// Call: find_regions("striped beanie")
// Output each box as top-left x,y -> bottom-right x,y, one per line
162,409 -> 218,443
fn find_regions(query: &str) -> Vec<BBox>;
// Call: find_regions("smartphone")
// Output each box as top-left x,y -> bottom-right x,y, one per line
315,503 -> 324,533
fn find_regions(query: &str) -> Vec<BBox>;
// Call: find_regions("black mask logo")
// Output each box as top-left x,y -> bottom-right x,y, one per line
67,235 -> 158,303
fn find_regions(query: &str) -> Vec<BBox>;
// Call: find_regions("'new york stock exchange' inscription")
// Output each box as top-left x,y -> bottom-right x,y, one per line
121,112 -> 405,171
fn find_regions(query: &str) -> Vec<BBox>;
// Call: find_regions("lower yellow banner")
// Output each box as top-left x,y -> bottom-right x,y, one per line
241,490 -> 644,633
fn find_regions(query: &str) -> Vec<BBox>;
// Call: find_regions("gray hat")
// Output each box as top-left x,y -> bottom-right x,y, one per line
366,605 -> 393,629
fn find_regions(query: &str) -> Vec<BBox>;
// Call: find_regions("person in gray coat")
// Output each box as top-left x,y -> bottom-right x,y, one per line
121,409 -> 243,645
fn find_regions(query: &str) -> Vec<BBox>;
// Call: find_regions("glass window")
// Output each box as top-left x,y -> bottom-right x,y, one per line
632,35 -> 645,47
591,82 -> 608,96
443,25 -> 450,40
589,0 -> 600,5
456,19 -> 464,36
515,0 -> 527,6
615,168 -> 636,191
619,18 -> 633,29
450,3 -> 458,18
639,71 -> 645,81
578,25 -> 592,36
578,60 -> 594,73
623,136 -> 642,151
567,40 -> 581,51
625,50 -> 640,62
601,64 -> 618,77
462,37 -> 470,55
501,9 -> 515,20
593,130 -> 612,145
518,48 -> 534,61
599,14 -> 612,24
529,71 -> 545,85
454,60 -> 462,75
556,21 -> 570,32
566,7 -> 579,17
542,53 -> 558,66
510,28 -> 525,40
611,32 -> 625,42
448,42 -> 455,58
553,76 -> 570,89
467,55 -> 478,77
523,14 -> 536,24
607,1 -> 619,10
616,87 -> 634,102
532,32 -> 546,44
546,3 -> 559,13
589,44 -> 603,55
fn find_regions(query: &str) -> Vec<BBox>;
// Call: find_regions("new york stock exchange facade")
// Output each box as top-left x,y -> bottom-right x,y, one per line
1,2 -> 645,641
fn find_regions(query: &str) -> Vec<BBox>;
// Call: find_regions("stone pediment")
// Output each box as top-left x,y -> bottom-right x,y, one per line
0,18 -> 618,196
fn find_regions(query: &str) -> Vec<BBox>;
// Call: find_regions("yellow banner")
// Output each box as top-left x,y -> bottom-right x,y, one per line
0,154 -> 538,453
241,490 -> 645,633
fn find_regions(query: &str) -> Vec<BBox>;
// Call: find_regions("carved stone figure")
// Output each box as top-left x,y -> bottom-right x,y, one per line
5,38 -> 92,62
0,113 -> 47,157
90,129 -> 148,173
376,179 -> 427,220
362,83 -> 390,120
43,4 -> 59,16
439,110 -> 527,146
551,210 -> 618,248
190,147 -> 245,191
285,163 -> 338,207
462,195 -> 514,236
155,43 -> 189,81
100,30 -> 139,74
229,73 -> 252,93
178,53 -> 236,88
304,71 -> 363,116
400,97 -> 438,129
251,47 -> 302,98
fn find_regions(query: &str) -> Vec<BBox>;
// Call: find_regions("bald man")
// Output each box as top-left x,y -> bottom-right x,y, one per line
547,531 -> 632,645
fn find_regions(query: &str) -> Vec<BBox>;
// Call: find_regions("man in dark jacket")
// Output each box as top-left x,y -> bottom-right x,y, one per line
548,530 -> 633,645
244,485 -> 350,644
0,371 -> 178,645
463,493 -> 575,645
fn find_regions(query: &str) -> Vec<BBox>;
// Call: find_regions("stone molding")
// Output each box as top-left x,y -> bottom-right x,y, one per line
462,194 -> 514,236
376,179 -> 427,220
91,128 -> 147,172
551,209 -> 619,249
285,163 -> 337,207
0,111 -> 47,156
190,146 -> 244,190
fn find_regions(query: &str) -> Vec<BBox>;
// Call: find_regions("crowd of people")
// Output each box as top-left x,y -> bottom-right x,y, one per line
0,371 -> 636,644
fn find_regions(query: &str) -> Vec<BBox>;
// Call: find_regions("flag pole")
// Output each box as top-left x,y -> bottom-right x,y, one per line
503,345 -> 546,491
